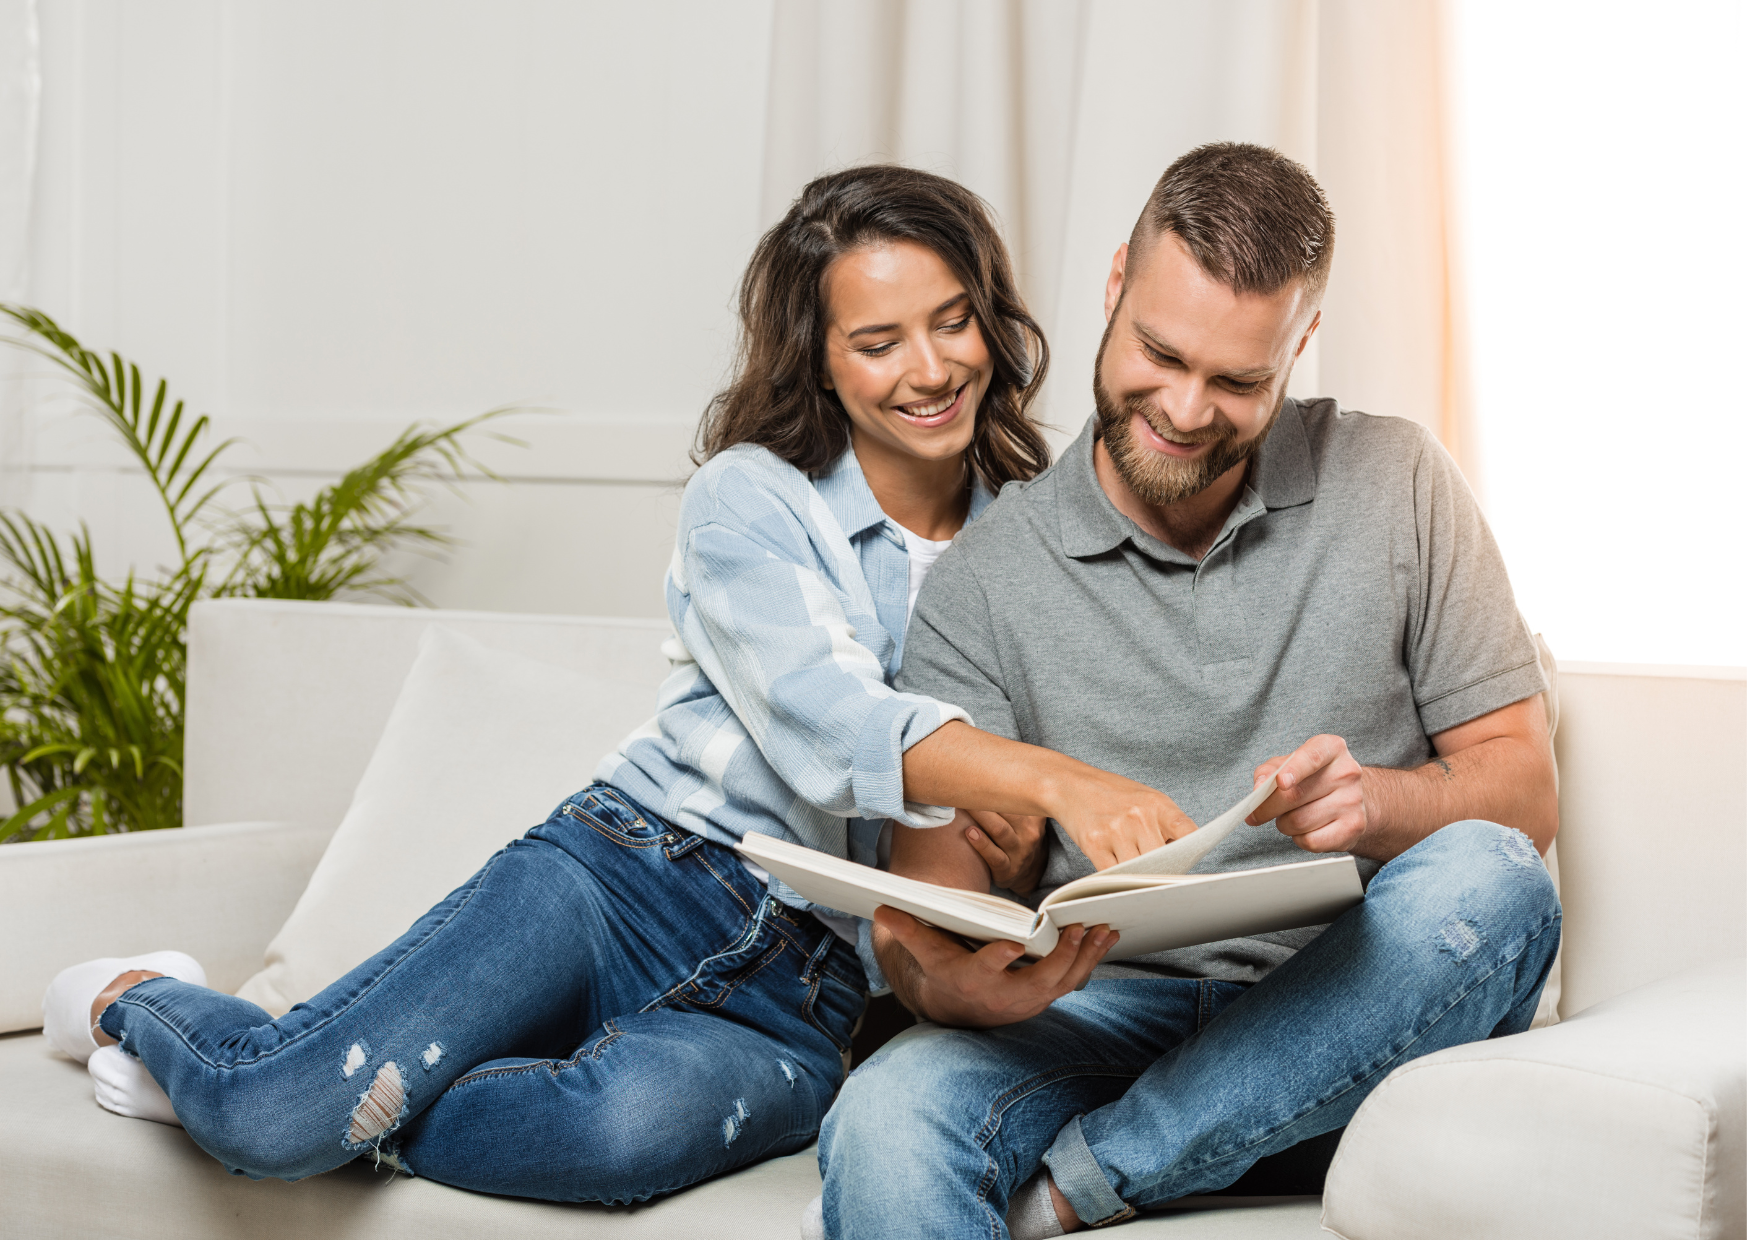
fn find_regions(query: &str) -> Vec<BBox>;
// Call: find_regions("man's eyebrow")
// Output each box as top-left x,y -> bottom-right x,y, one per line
1131,321 -> 1276,380
845,292 -> 970,340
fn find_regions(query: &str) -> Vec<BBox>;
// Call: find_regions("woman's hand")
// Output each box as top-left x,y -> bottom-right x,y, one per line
962,811 -> 1048,893
1047,769 -> 1197,870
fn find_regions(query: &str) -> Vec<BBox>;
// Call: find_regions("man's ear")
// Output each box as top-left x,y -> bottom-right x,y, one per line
1293,310 -> 1322,359
1104,243 -> 1129,322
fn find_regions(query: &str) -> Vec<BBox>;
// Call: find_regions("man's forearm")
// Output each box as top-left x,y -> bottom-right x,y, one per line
1361,735 -> 1557,860
873,926 -> 930,1019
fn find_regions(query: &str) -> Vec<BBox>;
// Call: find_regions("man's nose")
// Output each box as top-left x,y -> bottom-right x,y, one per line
1160,377 -> 1217,431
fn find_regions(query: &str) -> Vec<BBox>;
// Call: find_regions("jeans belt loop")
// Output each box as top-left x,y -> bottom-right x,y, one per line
800,921 -> 836,984
663,831 -> 706,861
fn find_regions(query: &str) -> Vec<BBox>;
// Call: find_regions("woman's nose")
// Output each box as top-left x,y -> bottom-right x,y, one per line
909,338 -> 951,392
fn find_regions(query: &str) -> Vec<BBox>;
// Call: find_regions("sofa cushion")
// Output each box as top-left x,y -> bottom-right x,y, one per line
237,625 -> 656,1014
1321,959 -> 1746,1239
0,1027 -> 824,1239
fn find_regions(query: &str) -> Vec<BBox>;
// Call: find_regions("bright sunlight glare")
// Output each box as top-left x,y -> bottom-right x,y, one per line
1451,1 -> 1745,667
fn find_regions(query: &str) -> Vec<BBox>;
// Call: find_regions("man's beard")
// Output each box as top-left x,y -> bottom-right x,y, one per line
1093,324 -> 1281,508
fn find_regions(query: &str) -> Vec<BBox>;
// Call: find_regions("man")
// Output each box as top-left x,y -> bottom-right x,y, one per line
815,143 -> 1561,1238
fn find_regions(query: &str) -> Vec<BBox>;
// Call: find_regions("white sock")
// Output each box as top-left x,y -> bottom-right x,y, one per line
800,1195 -> 825,1240
41,950 -> 206,1065
1006,1172 -> 1067,1240
89,1044 -> 183,1126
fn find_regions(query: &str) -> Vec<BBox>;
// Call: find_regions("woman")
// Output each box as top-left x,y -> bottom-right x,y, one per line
41,165 -> 1058,1203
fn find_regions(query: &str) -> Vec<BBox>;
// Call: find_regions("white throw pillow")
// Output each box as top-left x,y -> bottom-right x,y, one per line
235,625 -> 657,1015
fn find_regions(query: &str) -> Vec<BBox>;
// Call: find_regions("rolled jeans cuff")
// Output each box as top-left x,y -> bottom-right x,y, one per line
1042,1114 -> 1135,1227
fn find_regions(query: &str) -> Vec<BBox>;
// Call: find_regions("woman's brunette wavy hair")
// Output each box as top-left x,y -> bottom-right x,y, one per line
696,165 -> 1050,491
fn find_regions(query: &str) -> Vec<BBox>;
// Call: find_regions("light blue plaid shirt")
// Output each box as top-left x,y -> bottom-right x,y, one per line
598,442 -> 994,906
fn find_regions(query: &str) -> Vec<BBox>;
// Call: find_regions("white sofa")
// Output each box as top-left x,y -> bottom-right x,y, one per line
1,599 -> 1742,1239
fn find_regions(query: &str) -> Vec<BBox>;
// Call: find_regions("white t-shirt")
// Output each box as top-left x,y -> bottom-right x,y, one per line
900,524 -> 956,619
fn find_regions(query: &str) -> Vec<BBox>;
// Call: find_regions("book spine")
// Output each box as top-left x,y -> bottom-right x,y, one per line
1026,918 -> 1061,960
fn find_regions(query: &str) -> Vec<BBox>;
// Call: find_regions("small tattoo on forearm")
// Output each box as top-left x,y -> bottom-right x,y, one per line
1433,758 -> 1456,781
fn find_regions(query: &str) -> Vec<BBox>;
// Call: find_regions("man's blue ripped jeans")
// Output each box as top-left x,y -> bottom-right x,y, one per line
98,784 -> 864,1203
819,820 -> 1561,1238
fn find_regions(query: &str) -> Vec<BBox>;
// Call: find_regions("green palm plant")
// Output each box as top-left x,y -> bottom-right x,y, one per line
0,304 -> 511,841
0,516 -> 194,838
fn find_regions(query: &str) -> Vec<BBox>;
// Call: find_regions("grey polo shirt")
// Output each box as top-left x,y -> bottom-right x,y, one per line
896,400 -> 1545,984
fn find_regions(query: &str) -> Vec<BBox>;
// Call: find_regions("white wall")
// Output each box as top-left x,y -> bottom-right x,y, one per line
6,0 -> 1464,625
9,0 -> 776,617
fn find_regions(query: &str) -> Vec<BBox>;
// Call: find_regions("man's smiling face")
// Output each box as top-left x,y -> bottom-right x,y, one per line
1094,230 -> 1320,508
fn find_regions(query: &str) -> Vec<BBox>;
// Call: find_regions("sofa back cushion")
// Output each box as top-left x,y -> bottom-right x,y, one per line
1551,666 -> 1745,1016
185,599 -> 671,834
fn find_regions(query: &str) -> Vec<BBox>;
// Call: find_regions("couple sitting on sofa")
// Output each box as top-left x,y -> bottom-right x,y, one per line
42,145 -> 1560,1239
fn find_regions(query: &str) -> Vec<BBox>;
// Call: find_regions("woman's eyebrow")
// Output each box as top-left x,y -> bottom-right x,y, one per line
846,292 -> 970,340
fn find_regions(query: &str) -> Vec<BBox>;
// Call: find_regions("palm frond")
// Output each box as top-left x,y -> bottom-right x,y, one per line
0,517 -> 192,841
217,411 -> 513,605
0,304 -> 238,563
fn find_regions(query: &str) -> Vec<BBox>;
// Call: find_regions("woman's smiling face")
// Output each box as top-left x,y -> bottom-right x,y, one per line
821,241 -> 992,470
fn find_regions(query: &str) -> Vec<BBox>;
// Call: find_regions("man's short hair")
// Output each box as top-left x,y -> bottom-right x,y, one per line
1130,143 -> 1334,302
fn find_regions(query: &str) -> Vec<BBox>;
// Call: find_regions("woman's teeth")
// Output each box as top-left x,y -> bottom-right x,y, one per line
898,387 -> 960,420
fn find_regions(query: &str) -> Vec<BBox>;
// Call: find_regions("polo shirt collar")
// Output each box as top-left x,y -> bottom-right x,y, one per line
814,442 -> 998,541
1057,400 -> 1318,559
1057,419 -> 1133,558
1249,398 -> 1317,509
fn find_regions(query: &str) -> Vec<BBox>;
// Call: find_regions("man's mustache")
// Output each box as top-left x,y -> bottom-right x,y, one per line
1122,395 -> 1234,447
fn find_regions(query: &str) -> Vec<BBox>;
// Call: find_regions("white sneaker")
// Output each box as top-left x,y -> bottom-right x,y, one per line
800,1196 -> 825,1240
89,1044 -> 183,1126
41,951 -> 206,1065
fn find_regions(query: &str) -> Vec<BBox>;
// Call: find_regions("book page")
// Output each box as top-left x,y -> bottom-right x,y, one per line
1039,855 -> 1361,961
735,832 -> 1041,945
1043,774 -> 1280,909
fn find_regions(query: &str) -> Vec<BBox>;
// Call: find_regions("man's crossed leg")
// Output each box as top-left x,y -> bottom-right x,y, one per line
820,821 -> 1560,1238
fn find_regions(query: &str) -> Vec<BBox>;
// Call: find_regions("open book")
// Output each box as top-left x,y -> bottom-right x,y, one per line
736,776 -> 1363,961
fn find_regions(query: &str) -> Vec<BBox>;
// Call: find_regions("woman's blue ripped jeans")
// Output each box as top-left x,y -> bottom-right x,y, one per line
818,820 -> 1562,1239
98,784 -> 865,1203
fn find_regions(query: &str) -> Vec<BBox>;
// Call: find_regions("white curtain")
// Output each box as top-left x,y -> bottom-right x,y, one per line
0,0 -> 38,302
759,0 -> 1468,470
0,0 -> 40,512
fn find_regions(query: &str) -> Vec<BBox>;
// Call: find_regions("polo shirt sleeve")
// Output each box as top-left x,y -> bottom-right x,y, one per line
1407,432 -> 1547,735
894,542 -> 1021,742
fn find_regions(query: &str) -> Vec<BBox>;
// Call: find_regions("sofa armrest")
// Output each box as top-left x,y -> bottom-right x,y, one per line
1323,960 -> 1746,1239
0,822 -> 332,1034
